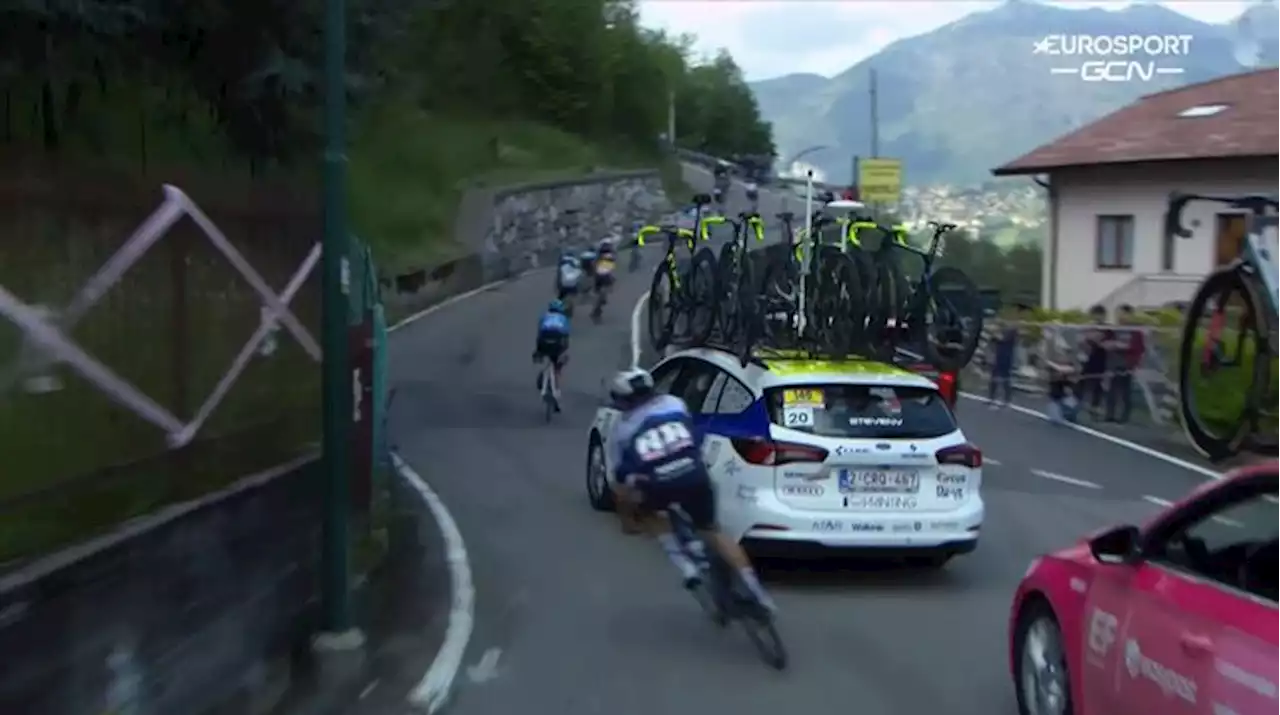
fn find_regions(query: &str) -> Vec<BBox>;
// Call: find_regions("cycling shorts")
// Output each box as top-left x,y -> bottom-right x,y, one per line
634,474 -> 716,531
535,335 -> 568,365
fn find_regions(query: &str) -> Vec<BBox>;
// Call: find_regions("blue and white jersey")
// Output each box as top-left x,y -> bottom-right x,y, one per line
608,394 -> 706,486
537,311 -> 570,339
558,262 -> 583,289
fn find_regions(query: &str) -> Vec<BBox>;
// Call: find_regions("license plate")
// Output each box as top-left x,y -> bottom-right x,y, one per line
838,469 -> 919,493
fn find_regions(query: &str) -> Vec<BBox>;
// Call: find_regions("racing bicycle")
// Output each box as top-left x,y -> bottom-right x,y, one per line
851,220 -> 983,371
669,503 -> 788,671
1165,192 -> 1279,461
638,193 -> 717,351
537,356 -> 561,422
702,212 -> 765,347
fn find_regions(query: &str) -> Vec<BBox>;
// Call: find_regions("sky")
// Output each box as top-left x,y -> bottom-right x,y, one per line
637,1 -> 1255,81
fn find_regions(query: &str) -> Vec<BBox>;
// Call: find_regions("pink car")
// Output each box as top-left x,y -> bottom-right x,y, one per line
1009,461 -> 1277,715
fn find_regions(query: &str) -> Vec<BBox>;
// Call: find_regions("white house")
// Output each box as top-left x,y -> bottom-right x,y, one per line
992,68 -> 1278,314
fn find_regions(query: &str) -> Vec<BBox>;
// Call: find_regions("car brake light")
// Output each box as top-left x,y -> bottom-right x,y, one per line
730,437 -> 829,466
936,443 -> 981,468
935,371 -> 957,406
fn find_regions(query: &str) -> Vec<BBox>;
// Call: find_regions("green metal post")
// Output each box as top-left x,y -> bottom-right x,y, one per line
320,0 -> 352,633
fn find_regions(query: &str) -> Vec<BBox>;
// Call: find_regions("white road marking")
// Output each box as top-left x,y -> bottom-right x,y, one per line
394,454 -> 475,714
1031,469 -> 1102,490
359,680 -> 380,700
985,458 -> 1002,466
960,391 -> 1226,481
1142,495 -> 1174,508
630,291 -> 649,369
466,647 -> 503,684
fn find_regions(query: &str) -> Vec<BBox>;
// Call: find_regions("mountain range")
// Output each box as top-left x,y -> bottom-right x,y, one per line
750,0 -> 1279,187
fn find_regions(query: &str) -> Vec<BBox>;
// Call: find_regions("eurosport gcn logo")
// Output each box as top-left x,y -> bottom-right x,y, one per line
1033,34 -> 1193,82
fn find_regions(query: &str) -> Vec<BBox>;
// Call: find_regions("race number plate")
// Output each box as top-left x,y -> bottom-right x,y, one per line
838,469 -> 919,494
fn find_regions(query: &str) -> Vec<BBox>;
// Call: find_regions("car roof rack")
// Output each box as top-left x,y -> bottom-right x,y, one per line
668,334 -> 936,373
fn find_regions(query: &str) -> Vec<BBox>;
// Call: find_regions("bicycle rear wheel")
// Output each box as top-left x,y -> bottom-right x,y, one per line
1178,266 -> 1271,461
759,255 -> 799,348
542,368 -> 556,423
817,251 -> 862,356
921,266 -> 983,372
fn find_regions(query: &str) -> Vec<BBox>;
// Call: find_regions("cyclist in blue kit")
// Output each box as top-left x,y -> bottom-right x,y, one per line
531,300 -> 571,408
606,368 -> 776,612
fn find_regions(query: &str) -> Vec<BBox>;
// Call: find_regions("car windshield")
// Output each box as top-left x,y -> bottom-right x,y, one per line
765,383 -> 956,439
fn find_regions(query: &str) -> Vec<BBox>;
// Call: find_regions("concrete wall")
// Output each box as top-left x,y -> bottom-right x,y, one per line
387,170 -> 670,313
0,455 -> 320,715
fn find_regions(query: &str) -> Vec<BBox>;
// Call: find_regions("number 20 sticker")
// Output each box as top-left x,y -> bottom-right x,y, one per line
783,406 -> 814,427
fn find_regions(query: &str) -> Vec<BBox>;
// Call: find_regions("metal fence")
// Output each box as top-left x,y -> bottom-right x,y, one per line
968,321 -> 1182,425
0,158 -> 323,566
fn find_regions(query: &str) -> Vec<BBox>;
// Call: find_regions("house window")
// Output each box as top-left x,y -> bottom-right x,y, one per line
1096,215 -> 1134,270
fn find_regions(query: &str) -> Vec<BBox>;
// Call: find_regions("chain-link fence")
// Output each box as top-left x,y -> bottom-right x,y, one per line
0,160 -> 322,566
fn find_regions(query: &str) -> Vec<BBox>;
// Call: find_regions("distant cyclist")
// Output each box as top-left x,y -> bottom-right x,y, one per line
578,248 -> 598,294
744,181 -> 759,208
607,368 -> 776,612
531,300 -> 571,408
595,238 -> 617,291
556,252 -> 583,302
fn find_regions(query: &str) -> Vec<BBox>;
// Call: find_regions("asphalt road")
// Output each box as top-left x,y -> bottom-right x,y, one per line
386,165 -> 1224,715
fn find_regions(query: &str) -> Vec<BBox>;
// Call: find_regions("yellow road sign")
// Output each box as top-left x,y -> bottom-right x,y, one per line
858,158 -> 902,203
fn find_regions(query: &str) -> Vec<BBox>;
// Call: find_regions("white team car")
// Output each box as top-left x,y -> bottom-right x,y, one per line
585,347 -> 983,566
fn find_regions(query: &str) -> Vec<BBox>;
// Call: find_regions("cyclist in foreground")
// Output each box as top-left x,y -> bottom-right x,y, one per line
531,300 -> 571,409
556,252 -> 583,302
606,368 -> 776,612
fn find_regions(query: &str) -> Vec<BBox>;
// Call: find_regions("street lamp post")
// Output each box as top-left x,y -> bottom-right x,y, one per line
783,144 -> 830,171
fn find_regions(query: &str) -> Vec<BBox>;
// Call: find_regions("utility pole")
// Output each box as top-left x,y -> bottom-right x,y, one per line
315,0 -> 361,657
869,67 -> 880,158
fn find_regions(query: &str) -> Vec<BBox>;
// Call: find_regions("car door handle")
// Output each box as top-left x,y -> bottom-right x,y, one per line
1179,632 -> 1215,657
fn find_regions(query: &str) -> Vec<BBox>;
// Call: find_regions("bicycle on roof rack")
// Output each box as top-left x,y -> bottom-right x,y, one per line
1164,192 -> 1279,462
845,218 -> 983,372
701,211 -> 765,346
637,193 -> 718,351
758,203 -> 863,357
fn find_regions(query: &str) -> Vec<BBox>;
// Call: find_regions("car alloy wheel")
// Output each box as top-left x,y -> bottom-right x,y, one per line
586,437 -> 614,511
1018,609 -> 1071,715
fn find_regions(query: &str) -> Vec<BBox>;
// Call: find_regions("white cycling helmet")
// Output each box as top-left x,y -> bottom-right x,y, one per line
609,368 -> 655,407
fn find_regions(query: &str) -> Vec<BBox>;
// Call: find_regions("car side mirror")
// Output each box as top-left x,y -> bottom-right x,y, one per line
1089,524 -> 1141,564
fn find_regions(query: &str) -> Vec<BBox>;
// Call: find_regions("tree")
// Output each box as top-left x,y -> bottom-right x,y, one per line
1,0 -> 777,166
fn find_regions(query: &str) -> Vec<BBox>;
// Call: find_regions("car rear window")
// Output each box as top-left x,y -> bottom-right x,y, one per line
765,383 -> 956,439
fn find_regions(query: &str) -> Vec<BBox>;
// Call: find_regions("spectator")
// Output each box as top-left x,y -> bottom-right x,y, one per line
1045,356 -> 1079,424
1077,305 -> 1113,420
986,317 -> 1020,409
1105,304 -> 1145,423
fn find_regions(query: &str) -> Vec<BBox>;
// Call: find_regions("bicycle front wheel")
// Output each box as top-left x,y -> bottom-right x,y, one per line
684,247 -> 719,346
1178,266 -> 1271,461
648,261 -> 676,351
